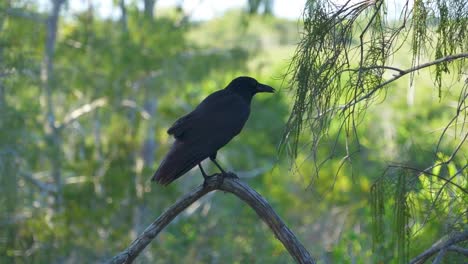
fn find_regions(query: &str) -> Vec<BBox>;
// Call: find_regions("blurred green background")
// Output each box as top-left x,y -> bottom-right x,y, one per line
1,1 -> 466,263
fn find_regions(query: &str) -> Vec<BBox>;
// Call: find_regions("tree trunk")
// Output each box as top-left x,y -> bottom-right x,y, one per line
41,0 -> 65,210
144,0 -> 156,19
119,0 -> 128,32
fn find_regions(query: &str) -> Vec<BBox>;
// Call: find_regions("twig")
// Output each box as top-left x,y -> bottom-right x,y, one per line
20,171 -> 57,194
447,245 -> 468,256
58,97 -> 108,130
409,230 -> 468,264
343,53 -> 468,111
432,247 -> 447,264
107,175 -> 315,264
4,7 -> 46,23
386,163 -> 468,195
120,99 -> 151,119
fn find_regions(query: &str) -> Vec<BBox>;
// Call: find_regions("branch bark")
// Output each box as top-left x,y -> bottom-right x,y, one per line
409,230 -> 468,264
107,175 -> 315,264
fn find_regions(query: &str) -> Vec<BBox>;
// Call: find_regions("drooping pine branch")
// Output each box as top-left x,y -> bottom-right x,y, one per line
283,0 -> 468,262
281,0 -> 468,164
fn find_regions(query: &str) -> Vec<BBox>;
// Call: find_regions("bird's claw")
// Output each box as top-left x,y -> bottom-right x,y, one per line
202,172 -> 238,188
202,173 -> 221,188
202,174 -> 212,188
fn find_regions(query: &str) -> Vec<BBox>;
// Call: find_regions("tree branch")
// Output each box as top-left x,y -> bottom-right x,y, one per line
107,175 -> 315,264
20,171 -> 57,194
447,246 -> 468,257
342,53 -> 468,112
58,97 -> 107,130
409,230 -> 468,264
4,7 -> 46,23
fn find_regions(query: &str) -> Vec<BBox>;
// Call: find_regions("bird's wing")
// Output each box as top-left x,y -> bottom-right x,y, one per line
154,90 -> 251,185
166,91 -> 226,138
167,90 -> 249,140
167,112 -> 195,139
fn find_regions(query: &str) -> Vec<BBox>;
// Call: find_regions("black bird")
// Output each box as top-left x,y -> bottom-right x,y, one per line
152,76 -> 275,185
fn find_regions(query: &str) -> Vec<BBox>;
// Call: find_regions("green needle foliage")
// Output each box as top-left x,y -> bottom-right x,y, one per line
282,0 -> 467,262
1,1 -> 467,262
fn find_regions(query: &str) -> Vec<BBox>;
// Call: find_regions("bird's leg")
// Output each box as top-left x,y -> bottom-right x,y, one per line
209,157 -> 226,174
198,163 -> 209,179
199,163 -> 213,188
199,163 -> 225,188
209,157 -> 238,179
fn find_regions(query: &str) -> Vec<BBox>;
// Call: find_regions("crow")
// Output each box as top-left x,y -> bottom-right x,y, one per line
152,76 -> 275,185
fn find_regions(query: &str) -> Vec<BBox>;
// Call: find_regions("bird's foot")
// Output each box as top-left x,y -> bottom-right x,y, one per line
202,172 -> 237,188
202,173 -> 219,189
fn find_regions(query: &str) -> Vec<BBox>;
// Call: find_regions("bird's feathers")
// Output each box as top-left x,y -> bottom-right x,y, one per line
151,141 -> 205,185
153,90 -> 250,185
167,113 -> 195,139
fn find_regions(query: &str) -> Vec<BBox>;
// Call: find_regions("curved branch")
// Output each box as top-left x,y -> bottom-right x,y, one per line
409,230 -> 468,264
107,175 -> 315,264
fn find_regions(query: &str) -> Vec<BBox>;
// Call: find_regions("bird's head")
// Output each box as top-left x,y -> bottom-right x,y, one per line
226,76 -> 275,98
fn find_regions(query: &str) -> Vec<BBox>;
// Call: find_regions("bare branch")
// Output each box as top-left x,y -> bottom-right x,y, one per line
121,99 -> 151,119
409,231 -> 468,264
4,7 -> 46,23
108,175 -> 315,264
342,53 -> 468,111
58,97 -> 108,130
447,246 -> 468,257
432,247 -> 447,264
20,171 -> 57,194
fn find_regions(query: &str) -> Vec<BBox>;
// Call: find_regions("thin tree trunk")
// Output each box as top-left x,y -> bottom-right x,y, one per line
0,154 -> 18,263
41,0 -> 65,210
141,99 -> 157,168
0,0 -> 9,108
119,0 -> 128,32
130,0 -> 159,243
0,4 -> 18,260
144,0 -> 156,19
1,0 -> 17,247
138,0 -> 158,232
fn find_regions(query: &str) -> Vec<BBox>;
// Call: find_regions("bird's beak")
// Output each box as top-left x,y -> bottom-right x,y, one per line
256,83 -> 275,93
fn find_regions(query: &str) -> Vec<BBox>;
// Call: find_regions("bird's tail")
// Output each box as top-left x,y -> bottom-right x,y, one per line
151,168 -> 173,186
152,159 -> 199,186
152,142 -> 204,186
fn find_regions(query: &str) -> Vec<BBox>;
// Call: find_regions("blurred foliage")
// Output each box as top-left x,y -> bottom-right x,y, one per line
0,1 -> 466,264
